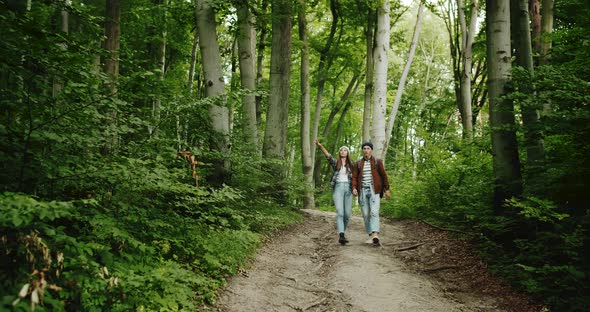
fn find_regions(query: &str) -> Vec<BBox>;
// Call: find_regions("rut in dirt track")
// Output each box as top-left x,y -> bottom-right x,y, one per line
211,209 -> 511,312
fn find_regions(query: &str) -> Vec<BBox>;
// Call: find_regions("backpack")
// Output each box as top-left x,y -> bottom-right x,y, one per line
356,158 -> 385,198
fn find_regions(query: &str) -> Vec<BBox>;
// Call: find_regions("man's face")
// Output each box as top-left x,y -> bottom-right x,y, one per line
363,146 -> 373,158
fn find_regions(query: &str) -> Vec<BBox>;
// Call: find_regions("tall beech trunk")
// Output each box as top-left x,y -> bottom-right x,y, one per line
512,0 -> 545,169
457,0 -> 478,140
486,0 -> 522,211
236,0 -> 258,149
150,0 -> 167,137
363,8 -> 375,143
371,0 -> 390,157
540,0 -> 553,65
262,0 -> 292,201
382,2 -> 424,159
298,0 -> 314,210
196,0 -> 231,186
53,0 -> 70,97
255,0 -> 269,125
311,0 -> 339,164
103,0 -> 121,154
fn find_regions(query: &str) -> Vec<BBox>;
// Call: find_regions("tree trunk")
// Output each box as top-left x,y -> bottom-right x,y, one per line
512,0 -> 545,169
540,0 -> 553,65
195,0 -> 231,186
188,28 -> 199,93
382,2 -> 424,159
298,0 -> 314,210
236,0 -> 259,149
457,0 -> 478,140
486,0 -> 522,211
150,0 -> 167,137
53,0 -> 71,97
529,0 -> 541,63
363,8 -> 375,143
255,0 -> 269,126
263,0 -> 292,161
103,0 -> 121,154
371,0 -> 390,157
311,0 -> 339,164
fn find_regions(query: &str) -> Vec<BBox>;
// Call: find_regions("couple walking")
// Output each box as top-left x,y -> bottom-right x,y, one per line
315,139 -> 391,245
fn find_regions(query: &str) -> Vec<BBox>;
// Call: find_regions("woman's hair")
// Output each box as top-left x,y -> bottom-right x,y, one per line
336,155 -> 353,172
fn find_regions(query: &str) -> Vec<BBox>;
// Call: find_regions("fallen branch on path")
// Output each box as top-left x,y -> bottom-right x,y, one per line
422,265 -> 459,273
395,242 -> 426,252
302,297 -> 327,311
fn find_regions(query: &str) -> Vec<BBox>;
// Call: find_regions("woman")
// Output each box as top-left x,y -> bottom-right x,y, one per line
315,139 -> 354,245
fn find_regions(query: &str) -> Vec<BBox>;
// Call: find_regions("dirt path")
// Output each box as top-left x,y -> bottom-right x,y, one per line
211,209 -> 539,312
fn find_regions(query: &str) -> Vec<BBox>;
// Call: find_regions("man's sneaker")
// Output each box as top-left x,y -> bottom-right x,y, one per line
339,233 -> 347,245
372,236 -> 380,245
364,237 -> 374,244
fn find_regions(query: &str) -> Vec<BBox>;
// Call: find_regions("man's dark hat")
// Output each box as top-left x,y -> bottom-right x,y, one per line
362,142 -> 373,150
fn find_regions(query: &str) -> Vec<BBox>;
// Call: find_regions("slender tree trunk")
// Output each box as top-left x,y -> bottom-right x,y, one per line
363,8 -> 375,143
529,0 -> 541,63
236,0 -> 259,149
53,0 -> 71,97
262,0 -> 292,202
103,0 -> 121,154
255,0 -> 269,125
371,0 -> 390,157
298,0 -> 314,210
311,0 -> 339,163
382,2 -> 424,159
150,0 -> 167,137
188,29 -> 199,93
540,0 -> 553,65
263,0 -> 292,161
512,0 -> 545,168
196,0 -> 231,186
486,0 -> 522,211
457,0 -> 478,140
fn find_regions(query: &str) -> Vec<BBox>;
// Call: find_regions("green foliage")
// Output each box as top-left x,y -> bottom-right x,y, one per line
0,1 -> 302,310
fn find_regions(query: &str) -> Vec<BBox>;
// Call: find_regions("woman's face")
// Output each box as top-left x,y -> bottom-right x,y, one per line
339,148 -> 348,157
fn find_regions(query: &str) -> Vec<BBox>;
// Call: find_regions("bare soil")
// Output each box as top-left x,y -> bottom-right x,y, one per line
209,209 -> 543,312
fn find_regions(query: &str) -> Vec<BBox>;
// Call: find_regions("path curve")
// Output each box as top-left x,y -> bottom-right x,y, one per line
212,209 -> 508,312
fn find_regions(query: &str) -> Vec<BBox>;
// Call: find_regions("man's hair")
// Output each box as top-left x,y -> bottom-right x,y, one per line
362,142 -> 373,150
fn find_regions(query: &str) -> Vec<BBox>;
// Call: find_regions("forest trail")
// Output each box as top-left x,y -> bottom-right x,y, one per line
211,209 -> 539,312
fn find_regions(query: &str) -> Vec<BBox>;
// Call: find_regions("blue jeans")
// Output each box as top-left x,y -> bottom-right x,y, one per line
333,182 -> 352,234
359,184 -> 380,234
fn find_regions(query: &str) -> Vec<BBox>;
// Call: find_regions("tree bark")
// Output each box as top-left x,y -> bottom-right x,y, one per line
311,0 -> 339,164
371,0 -> 390,157
486,0 -> 522,211
363,7 -> 375,143
382,2 -> 424,159
263,0 -> 292,160
103,0 -> 121,154
540,0 -> 553,65
298,0 -> 314,210
457,0 -> 478,140
150,0 -> 167,137
255,0 -> 269,126
53,0 -> 71,97
511,0 -> 545,169
195,0 -> 231,186
236,0 -> 259,149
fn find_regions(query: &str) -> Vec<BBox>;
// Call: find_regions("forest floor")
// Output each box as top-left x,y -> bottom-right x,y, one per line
208,209 -> 545,312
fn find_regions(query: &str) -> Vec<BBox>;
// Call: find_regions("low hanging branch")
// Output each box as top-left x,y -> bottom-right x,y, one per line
176,151 -> 199,189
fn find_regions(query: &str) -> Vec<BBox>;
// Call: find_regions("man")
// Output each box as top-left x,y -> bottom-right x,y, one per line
352,142 -> 391,245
